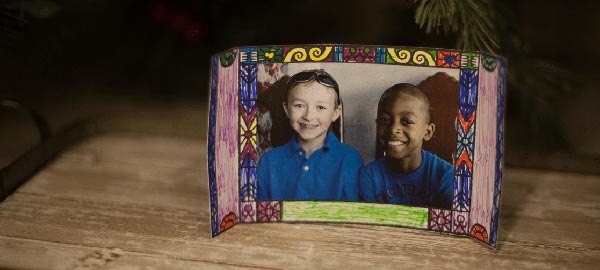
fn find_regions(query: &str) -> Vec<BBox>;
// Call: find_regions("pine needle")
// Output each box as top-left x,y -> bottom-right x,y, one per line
415,0 -> 499,53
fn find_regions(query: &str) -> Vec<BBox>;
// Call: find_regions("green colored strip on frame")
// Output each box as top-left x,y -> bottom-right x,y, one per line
282,201 -> 428,228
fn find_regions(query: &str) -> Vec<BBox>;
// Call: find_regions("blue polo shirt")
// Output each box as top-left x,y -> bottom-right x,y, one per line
257,131 -> 363,201
359,150 -> 453,209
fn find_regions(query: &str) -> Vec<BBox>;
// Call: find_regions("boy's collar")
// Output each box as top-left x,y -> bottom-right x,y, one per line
381,149 -> 427,175
285,130 -> 339,157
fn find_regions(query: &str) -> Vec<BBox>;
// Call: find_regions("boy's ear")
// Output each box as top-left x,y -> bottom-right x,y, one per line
331,105 -> 342,122
424,123 -> 435,141
454,115 -> 459,131
282,102 -> 289,118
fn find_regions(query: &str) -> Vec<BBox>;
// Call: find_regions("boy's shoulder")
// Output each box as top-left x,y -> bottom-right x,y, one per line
422,150 -> 453,174
361,158 -> 385,172
332,141 -> 363,161
335,141 -> 360,154
423,150 -> 451,165
259,143 -> 292,162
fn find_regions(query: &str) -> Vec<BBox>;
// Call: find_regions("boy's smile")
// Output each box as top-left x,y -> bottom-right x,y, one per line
284,81 -> 340,151
384,135 -> 410,153
300,123 -> 318,129
377,93 -> 434,172
387,140 -> 407,146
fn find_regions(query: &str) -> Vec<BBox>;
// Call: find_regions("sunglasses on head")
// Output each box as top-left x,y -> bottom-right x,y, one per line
288,70 -> 339,92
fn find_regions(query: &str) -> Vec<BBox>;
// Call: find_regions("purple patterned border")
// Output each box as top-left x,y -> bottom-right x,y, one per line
490,59 -> 506,246
257,201 -> 282,222
429,209 -> 452,232
209,56 -> 219,236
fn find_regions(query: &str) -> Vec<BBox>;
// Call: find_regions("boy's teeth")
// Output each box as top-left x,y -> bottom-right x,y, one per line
388,140 -> 406,146
301,124 -> 317,128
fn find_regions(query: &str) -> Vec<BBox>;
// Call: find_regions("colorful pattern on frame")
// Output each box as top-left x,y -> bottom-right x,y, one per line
240,48 -> 258,64
258,47 -> 284,63
387,48 -> 437,66
283,202 -> 428,228
208,45 -> 504,247
220,49 -> 236,67
429,209 -> 452,232
240,201 -> 257,222
257,201 -> 282,222
209,56 -> 219,236
239,61 -> 258,223
453,211 -> 469,234
338,46 -> 377,63
482,54 -> 498,72
470,223 -> 489,243
460,52 -> 480,70
283,46 -> 334,63
437,51 -> 460,68
454,68 -> 478,214
220,212 -> 238,232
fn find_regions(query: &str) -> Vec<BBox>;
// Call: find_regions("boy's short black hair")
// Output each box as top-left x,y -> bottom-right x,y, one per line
378,83 -> 431,123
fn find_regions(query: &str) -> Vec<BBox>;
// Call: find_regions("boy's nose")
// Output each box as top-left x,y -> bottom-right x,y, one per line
390,120 -> 404,133
302,107 -> 315,119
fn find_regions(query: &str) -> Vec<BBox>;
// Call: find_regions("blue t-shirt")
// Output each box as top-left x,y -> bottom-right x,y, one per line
359,150 -> 453,209
257,131 -> 363,201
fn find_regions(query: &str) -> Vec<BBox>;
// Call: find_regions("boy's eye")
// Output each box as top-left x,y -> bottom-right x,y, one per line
317,105 -> 327,110
401,119 -> 414,125
376,117 -> 392,125
293,104 -> 304,108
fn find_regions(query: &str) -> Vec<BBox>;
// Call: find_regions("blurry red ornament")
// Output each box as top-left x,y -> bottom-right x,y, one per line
150,2 -> 171,24
170,10 -> 190,33
184,21 -> 204,43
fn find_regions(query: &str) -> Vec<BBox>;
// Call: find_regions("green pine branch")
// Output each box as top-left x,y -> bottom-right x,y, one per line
415,0 -> 499,53
415,0 -> 580,150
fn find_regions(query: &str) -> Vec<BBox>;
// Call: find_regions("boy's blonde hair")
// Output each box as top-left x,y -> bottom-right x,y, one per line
285,69 -> 341,106
284,69 -> 344,141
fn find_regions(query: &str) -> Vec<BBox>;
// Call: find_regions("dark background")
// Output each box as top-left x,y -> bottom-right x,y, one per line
1,0 -> 599,173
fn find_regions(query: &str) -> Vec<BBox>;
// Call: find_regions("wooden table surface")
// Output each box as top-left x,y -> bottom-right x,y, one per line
0,133 -> 598,269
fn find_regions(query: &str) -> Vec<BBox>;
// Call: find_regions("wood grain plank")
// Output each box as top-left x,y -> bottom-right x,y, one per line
0,134 -> 599,269
0,236 -> 271,270
15,134 -> 208,211
0,191 -> 598,270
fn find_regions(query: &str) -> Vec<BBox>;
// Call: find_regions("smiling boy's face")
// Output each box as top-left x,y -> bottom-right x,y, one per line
283,81 -> 340,147
377,93 -> 434,163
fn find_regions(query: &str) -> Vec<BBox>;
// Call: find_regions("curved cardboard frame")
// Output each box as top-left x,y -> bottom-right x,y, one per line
208,44 -> 506,248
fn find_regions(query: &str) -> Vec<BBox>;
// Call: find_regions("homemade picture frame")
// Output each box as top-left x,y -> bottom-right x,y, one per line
208,44 -> 506,248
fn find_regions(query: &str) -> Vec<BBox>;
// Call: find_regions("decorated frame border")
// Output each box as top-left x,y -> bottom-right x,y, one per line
208,45 -> 506,248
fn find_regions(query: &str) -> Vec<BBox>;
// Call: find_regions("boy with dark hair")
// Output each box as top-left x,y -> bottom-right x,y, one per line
359,83 -> 453,208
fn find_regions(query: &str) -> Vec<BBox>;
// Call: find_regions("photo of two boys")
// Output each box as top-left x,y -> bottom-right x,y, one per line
256,65 -> 459,210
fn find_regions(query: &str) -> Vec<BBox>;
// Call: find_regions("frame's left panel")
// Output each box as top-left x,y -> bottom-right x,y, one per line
209,50 -> 241,236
